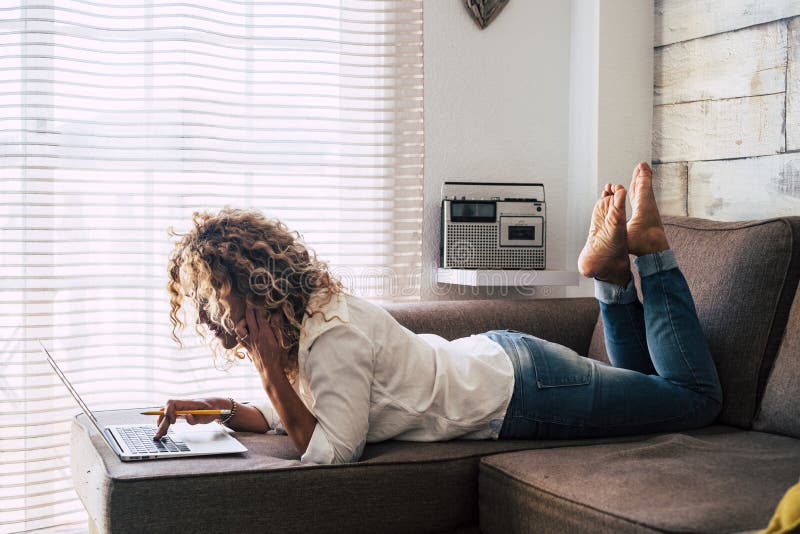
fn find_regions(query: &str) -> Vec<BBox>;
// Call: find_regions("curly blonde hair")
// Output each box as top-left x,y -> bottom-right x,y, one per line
167,207 -> 343,380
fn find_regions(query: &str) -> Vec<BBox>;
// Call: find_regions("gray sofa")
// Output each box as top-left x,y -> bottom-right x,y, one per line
72,215 -> 800,533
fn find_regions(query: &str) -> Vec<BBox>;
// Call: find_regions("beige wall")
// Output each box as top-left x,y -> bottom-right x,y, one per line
652,0 -> 800,220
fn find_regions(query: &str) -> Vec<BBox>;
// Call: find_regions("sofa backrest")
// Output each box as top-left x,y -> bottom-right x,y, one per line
588,216 -> 800,429
384,297 -> 600,357
753,287 -> 800,438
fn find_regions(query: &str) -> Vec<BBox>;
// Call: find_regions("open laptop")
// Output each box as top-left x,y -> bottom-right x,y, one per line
40,341 -> 247,461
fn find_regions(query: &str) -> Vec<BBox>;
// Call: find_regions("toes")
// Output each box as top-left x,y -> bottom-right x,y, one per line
631,164 -> 641,184
611,185 -> 627,213
633,161 -> 652,180
594,195 -> 607,211
631,161 -> 651,184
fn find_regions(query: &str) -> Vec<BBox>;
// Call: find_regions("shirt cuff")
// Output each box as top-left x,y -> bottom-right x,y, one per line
300,423 -> 336,465
252,399 -> 279,432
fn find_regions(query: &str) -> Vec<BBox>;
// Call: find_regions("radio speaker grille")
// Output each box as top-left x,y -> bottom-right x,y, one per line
444,224 -> 545,269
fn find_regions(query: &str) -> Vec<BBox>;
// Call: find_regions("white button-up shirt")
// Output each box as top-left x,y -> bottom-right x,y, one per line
254,291 -> 515,464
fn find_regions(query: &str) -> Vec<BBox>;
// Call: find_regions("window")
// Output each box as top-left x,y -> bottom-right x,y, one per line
1,1 -> 423,530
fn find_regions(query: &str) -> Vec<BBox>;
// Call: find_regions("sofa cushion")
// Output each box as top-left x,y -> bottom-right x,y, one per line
753,288 -> 800,438
385,297 -> 599,356
73,409 -> 654,534
479,429 -> 800,534
588,216 -> 800,428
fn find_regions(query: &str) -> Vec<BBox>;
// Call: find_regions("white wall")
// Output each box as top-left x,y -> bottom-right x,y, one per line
565,0 -> 599,298
422,0 -> 654,300
422,0 -> 572,300
569,0 -> 655,297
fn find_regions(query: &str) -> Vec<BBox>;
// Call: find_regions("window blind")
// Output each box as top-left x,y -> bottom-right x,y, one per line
0,1 -> 423,531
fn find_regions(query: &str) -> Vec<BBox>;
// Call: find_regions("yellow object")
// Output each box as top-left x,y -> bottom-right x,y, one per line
761,481 -> 800,534
139,409 -> 231,416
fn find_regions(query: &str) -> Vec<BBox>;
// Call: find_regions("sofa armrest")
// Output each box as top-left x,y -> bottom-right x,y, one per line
383,297 -> 600,357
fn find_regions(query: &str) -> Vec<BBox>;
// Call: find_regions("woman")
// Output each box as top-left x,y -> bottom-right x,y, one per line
155,162 -> 722,464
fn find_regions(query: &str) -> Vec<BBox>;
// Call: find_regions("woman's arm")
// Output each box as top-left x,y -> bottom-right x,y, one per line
259,360 -> 317,455
243,306 -> 317,455
218,398 -> 272,433
152,396 -> 271,439
153,397 -> 269,439
153,309 -> 316,444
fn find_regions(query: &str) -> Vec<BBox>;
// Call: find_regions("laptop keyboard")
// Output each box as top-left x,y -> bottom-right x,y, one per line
119,425 -> 191,454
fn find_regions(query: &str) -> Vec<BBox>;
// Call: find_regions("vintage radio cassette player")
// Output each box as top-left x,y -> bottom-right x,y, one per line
441,182 -> 545,270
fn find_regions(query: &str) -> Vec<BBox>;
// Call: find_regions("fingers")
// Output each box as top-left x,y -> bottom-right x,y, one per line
270,315 -> 284,348
253,305 -> 271,344
154,415 -> 172,441
234,317 -> 249,347
245,306 -> 257,341
245,305 -> 278,347
244,306 -> 290,377
244,306 -> 260,356
152,398 -> 208,440
262,312 -> 281,347
245,305 -> 265,356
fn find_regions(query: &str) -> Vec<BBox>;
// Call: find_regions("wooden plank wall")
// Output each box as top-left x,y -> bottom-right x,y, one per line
652,1 -> 800,219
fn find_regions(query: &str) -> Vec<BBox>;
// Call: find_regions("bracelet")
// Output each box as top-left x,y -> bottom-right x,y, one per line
219,398 -> 236,426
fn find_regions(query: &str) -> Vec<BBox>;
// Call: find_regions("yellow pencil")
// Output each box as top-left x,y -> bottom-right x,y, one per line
139,409 -> 231,416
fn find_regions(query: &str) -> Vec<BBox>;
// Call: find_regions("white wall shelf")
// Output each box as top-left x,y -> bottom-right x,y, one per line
436,268 -> 580,287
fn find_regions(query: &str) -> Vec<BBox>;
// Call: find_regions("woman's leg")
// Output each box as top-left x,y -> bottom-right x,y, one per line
498,163 -> 721,440
624,161 -> 721,402
495,323 -> 721,440
596,277 -> 656,375
636,250 -> 722,402
578,173 -> 655,374
578,250 -> 722,437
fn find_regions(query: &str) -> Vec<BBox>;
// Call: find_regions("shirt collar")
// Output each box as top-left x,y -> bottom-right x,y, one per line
298,290 -> 350,353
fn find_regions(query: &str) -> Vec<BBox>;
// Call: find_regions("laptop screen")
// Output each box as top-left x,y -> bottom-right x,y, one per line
39,340 -> 119,452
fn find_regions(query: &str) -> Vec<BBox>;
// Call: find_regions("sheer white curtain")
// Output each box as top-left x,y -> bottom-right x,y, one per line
0,1 -> 423,531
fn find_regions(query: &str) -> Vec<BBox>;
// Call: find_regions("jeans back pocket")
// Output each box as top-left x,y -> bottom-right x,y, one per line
523,337 -> 593,388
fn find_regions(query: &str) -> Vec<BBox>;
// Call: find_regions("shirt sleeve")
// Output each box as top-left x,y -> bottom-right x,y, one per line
300,324 -> 374,465
252,397 -> 286,434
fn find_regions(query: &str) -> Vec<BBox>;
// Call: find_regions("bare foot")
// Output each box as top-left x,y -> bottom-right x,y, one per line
578,184 -> 631,286
627,162 -> 670,256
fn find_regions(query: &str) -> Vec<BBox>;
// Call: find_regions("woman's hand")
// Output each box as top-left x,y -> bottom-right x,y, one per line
152,397 -> 230,440
235,306 -> 317,455
235,306 -> 289,381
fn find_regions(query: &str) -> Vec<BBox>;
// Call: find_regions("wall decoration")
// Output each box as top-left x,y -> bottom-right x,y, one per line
463,0 -> 510,29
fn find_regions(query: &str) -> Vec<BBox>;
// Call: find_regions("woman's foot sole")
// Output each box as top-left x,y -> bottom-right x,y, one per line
627,162 -> 670,257
578,184 -> 631,287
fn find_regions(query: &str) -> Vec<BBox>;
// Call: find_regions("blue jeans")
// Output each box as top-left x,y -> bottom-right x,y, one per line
485,250 -> 723,440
